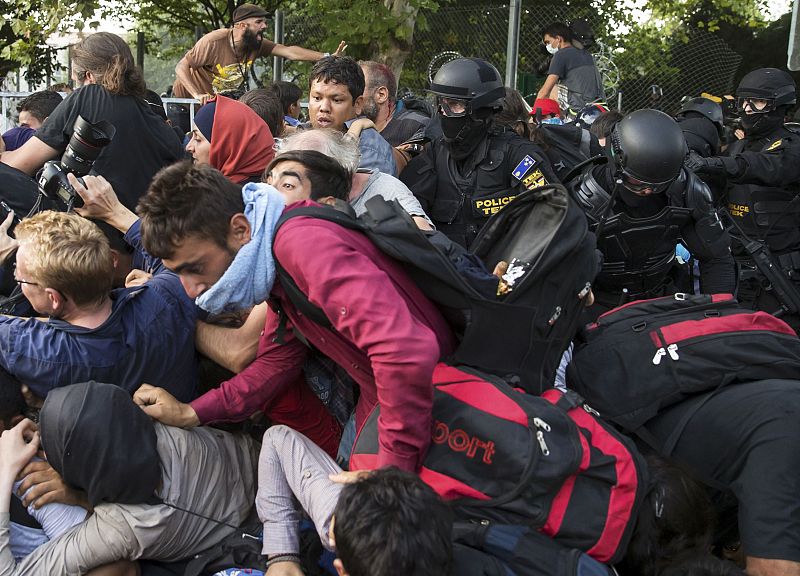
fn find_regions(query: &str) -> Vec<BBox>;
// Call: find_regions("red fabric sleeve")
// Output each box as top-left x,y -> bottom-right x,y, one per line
191,307 -> 308,424
276,219 -> 441,472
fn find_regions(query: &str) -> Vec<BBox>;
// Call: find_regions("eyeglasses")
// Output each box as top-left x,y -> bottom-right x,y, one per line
15,278 -> 38,288
621,172 -> 672,194
737,97 -> 774,114
438,97 -> 469,118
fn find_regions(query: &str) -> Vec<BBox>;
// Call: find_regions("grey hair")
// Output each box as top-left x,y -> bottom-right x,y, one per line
279,128 -> 361,175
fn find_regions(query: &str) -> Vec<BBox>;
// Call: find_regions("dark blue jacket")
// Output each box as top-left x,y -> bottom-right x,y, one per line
0,220 -> 198,401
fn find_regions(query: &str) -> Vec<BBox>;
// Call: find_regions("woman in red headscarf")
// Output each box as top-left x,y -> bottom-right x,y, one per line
186,94 -> 275,184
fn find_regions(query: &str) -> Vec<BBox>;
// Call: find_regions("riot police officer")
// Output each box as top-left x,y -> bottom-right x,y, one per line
568,109 -> 736,316
686,68 -> 800,322
401,57 -> 558,247
676,96 -> 726,200
676,97 -> 724,158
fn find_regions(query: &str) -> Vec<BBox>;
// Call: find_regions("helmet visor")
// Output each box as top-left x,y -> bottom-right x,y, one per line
621,172 -> 673,194
737,96 -> 775,114
437,97 -> 469,118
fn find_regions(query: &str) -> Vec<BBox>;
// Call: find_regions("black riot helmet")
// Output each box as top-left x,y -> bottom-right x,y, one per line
429,57 -> 506,116
609,109 -> 686,193
736,68 -> 796,114
676,97 -> 724,136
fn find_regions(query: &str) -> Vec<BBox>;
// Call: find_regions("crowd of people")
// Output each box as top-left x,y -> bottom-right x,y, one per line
0,5 -> 799,576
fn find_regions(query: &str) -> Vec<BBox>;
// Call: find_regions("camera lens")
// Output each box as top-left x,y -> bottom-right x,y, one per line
60,116 -> 116,176
37,117 -> 115,209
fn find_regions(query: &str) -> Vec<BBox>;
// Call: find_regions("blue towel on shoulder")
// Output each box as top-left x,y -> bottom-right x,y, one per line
196,183 -> 286,314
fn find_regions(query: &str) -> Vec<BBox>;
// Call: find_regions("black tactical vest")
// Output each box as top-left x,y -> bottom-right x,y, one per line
573,169 -> 696,294
726,129 -> 800,256
424,132 -> 541,247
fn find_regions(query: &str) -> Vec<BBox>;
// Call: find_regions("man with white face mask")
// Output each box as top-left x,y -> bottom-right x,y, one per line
536,22 -> 603,113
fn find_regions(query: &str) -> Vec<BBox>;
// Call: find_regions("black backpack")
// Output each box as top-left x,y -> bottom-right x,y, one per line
540,124 -> 596,181
273,185 -> 600,394
567,293 -> 800,444
568,19 -> 596,49
453,522 -> 616,576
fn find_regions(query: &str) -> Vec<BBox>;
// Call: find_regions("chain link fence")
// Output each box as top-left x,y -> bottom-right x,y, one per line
277,5 -> 610,103
274,3 -> 742,115
615,30 -> 742,114
1,2 -> 746,129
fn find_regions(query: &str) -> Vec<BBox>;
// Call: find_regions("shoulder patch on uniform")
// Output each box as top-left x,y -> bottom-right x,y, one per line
767,139 -> 783,151
522,169 -> 547,190
511,155 -> 537,181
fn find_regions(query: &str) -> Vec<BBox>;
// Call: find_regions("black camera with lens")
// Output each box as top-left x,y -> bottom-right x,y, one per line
38,115 -> 116,209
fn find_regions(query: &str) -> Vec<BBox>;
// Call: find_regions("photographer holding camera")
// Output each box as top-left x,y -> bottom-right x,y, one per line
0,32 -> 183,212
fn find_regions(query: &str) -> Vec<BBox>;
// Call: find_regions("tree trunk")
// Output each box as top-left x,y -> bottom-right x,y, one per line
381,0 -> 421,81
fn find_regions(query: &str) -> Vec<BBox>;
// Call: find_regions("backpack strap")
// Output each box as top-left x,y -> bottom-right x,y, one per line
579,128 -> 592,159
272,205 -> 366,339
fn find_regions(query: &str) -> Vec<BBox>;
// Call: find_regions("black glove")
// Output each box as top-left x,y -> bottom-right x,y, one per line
684,151 -> 739,178
684,151 -> 715,173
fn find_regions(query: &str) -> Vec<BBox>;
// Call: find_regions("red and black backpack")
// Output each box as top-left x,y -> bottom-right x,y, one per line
567,292 -> 800,436
350,363 -> 647,564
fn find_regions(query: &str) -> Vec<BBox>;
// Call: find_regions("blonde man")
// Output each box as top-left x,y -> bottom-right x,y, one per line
0,203 -> 199,403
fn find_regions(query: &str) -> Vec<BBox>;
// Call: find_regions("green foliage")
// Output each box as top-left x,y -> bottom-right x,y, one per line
290,0 -> 438,49
613,26 -> 679,80
592,0 -> 773,111
611,23 -> 682,107
0,0 -> 99,83
646,0 -> 769,32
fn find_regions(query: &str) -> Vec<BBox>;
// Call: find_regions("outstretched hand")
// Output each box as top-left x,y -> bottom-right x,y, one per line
69,174 -> 138,233
134,384 -> 200,428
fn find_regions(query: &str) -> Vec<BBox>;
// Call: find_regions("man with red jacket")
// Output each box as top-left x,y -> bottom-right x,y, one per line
131,159 -> 455,472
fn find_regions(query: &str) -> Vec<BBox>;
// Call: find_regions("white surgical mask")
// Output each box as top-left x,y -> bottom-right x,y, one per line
546,43 -> 559,55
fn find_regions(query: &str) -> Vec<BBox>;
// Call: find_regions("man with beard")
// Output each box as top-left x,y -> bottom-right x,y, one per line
686,69 -> 800,325
173,3 -> 345,105
400,57 -> 557,247
359,60 -> 430,147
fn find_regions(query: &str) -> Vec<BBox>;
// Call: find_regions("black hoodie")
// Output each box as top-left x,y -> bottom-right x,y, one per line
39,381 -> 161,506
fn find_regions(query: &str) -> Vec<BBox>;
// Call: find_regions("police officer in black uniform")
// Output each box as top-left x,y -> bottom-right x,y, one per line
401,57 -> 558,247
675,97 -> 726,200
686,68 -> 800,323
676,97 -> 724,159
568,109 -> 736,317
